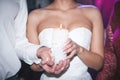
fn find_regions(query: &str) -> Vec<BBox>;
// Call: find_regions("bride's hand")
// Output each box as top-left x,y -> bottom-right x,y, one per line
63,38 -> 80,59
36,46 -> 70,74
54,59 -> 70,74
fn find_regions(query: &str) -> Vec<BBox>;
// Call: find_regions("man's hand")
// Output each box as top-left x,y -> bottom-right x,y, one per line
37,46 -> 54,66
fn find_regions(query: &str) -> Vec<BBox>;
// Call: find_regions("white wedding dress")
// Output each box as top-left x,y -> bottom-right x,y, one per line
39,27 -> 92,80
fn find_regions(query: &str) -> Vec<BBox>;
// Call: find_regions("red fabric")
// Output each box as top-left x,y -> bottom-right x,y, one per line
113,28 -> 120,79
96,25 -> 117,80
111,1 -> 120,79
96,1 -> 120,80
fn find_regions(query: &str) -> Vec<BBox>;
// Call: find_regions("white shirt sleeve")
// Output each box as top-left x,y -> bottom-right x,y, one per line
15,41 -> 42,65
15,0 -> 41,65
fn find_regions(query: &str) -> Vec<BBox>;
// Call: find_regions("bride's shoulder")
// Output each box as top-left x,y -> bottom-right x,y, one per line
78,4 -> 97,9
77,4 -> 101,14
77,4 -> 99,11
28,8 -> 49,18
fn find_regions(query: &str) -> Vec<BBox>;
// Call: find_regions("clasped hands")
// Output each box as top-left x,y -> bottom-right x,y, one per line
31,38 -> 80,74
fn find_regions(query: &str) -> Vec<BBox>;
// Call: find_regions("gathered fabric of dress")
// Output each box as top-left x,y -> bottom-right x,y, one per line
39,27 -> 92,80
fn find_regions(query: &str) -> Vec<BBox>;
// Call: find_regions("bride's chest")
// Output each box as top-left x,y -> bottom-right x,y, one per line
38,12 -> 92,30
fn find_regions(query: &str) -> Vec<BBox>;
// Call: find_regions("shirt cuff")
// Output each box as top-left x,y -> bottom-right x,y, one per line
16,42 -> 42,65
25,44 -> 42,64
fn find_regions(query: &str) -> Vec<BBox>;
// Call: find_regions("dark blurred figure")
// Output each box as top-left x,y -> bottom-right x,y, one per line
36,0 -> 53,8
27,0 -> 36,13
75,0 -> 94,4
18,61 -> 43,80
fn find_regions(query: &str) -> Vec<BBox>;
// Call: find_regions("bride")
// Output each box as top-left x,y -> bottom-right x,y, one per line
26,0 -> 104,80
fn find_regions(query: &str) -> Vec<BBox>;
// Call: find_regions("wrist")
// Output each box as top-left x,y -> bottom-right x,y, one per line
78,46 -> 84,54
30,63 -> 44,72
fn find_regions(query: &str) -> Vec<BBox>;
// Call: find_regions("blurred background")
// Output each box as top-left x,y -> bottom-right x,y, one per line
26,0 -> 117,28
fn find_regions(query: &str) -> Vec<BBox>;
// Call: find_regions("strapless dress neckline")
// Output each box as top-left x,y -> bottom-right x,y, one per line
39,27 -> 92,36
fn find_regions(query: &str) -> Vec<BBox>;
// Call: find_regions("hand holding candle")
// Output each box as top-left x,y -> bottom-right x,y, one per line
51,24 -> 68,64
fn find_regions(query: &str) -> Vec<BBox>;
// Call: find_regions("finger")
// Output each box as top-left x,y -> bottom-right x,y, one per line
41,60 -> 47,65
66,59 -> 70,64
55,67 -> 63,74
65,38 -> 72,45
42,50 -> 53,65
48,53 -> 55,66
62,60 -> 67,70
63,39 -> 72,50
65,45 -> 73,54
47,56 -> 55,66
66,49 -> 76,59
41,56 -> 50,65
55,61 -> 63,71
64,43 -> 76,54
65,59 -> 70,69
64,43 -> 73,52
50,64 -> 56,73
55,60 -> 67,74
42,64 -> 54,73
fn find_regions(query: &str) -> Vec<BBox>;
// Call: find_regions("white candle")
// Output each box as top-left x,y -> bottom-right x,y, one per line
51,24 -> 68,64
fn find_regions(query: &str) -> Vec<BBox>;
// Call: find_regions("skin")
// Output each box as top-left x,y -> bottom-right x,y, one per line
26,0 -> 104,75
